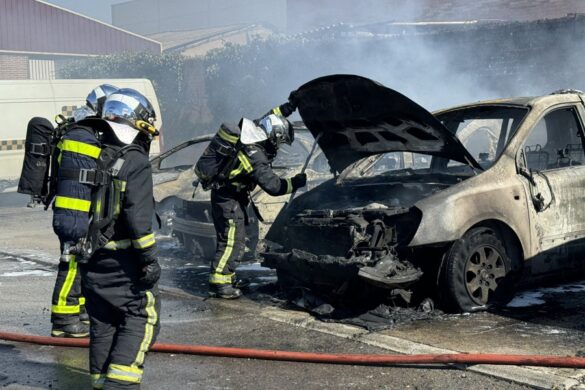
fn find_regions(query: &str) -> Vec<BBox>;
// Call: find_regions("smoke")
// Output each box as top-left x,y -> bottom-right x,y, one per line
266,19 -> 585,115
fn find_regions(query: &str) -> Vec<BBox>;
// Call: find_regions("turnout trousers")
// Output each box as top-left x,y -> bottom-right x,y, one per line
51,251 -> 85,325
81,250 -> 161,390
209,188 -> 247,285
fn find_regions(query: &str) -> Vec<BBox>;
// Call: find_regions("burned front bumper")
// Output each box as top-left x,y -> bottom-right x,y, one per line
262,206 -> 424,290
262,248 -> 376,289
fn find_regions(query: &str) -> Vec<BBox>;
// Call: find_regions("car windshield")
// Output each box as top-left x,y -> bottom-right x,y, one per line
341,105 -> 529,179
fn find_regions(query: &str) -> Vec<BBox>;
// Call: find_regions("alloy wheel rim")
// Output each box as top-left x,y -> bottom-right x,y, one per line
464,244 -> 507,305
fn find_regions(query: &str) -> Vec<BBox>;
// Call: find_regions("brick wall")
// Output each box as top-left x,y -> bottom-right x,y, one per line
0,54 -> 29,80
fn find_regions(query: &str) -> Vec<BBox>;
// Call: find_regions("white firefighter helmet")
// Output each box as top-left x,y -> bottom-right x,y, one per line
102,88 -> 158,144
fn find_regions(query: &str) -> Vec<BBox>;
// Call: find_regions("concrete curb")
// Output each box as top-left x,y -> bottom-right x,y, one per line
260,306 -> 583,390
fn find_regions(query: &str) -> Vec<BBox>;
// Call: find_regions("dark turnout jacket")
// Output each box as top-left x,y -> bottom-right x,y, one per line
224,143 -> 298,198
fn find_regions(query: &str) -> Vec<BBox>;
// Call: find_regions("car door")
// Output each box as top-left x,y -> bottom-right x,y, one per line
518,105 -> 585,275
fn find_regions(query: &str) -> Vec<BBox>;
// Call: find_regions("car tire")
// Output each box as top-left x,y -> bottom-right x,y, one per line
441,227 -> 515,313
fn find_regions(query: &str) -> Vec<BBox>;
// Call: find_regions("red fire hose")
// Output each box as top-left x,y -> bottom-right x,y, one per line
1,331 -> 585,368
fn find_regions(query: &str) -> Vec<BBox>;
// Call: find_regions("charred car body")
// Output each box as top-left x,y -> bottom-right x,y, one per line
263,75 -> 585,313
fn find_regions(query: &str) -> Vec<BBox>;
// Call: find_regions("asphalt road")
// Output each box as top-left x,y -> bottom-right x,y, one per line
0,204 -> 584,389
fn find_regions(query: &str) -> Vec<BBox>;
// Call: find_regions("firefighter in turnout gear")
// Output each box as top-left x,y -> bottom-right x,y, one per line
81,88 -> 161,390
50,84 -> 119,338
202,102 -> 307,299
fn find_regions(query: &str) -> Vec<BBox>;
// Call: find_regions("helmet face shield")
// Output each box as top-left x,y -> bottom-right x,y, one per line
102,88 -> 157,135
259,114 -> 294,147
86,84 -> 118,116
72,105 -> 96,122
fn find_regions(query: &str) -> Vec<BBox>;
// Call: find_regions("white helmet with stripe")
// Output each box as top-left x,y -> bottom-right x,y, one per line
86,84 -> 119,116
102,88 -> 158,144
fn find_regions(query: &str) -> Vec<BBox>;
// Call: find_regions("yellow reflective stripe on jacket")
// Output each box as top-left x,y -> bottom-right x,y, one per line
215,219 -> 236,275
79,296 -> 85,306
218,128 -> 238,144
113,179 -> 127,217
285,178 -> 293,194
209,272 -> 235,284
59,139 -> 101,159
229,165 -> 244,179
237,151 -> 253,172
272,106 -> 283,116
106,364 -> 143,384
91,373 -> 106,389
52,256 -> 80,315
103,239 -> 132,250
55,196 -> 91,212
229,151 -> 254,179
132,233 -> 155,249
132,291 -> 158,367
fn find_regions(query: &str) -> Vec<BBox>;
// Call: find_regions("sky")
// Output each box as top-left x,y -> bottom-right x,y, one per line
41,0 -> 126,23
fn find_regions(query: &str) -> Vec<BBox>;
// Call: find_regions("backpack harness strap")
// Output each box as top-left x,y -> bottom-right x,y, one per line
27,142 -> 51,156
58,168 -> 110,186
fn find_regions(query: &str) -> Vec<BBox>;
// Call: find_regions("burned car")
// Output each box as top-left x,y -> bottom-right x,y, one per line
263,75 -> 585,313
151,128 -> 332,259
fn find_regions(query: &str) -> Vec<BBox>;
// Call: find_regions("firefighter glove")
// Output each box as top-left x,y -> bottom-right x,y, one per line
140,259 -> 161,287
291,173 -> 307,189
278,102 -> 296,117
288,89 -> 300,108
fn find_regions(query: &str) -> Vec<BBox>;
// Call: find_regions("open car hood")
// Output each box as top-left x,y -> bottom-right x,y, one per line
294,75 -> 481,173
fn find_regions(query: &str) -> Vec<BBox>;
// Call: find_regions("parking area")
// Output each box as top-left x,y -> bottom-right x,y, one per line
1,205 -> 585,389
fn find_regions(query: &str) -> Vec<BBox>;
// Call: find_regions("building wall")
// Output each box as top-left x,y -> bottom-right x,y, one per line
0,55 -> 28,80
112,0 -> 286,35
0,0 -> 161,55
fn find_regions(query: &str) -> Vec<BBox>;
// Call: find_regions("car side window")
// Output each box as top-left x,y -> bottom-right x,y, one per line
523,107 -> 585,171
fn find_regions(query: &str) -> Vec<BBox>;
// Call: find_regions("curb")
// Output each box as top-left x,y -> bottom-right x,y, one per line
260,306 -> 582,390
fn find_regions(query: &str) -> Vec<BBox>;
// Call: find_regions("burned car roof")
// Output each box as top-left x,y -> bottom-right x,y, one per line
294,74 -> 481,173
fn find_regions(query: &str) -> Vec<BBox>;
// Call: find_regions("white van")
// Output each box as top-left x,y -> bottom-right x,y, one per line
0,79 -> 162,180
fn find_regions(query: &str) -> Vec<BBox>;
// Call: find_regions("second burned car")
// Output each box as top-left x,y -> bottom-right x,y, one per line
151,128 -> 332,259
262,75 -> 585,313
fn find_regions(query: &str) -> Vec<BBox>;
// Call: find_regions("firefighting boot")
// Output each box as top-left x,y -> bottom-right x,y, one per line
358,257 -> 423,289
51,322 -> 90,338
209,283 -> 242,299
79,306 -> 90,325
231,275 -> 251,289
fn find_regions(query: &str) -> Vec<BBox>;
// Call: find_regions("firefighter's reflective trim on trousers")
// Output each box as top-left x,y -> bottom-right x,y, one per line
133,291 -> 157,367
91,373 -> 106,389
51,256 -> 80,315
214,219 -> 236,277
79,296 -> 86,306
218,128 -> 238,144
209,272 -> 235,284
132,233 -> 155,249
228,152 -> 254,179
103,239 -> 132,250
104,291 -> 157,384
106,364 -> 143,384
57,139 -> 101,164
54,196 -> 91,212
113,179 -> 127,217
285,178 -> 293,194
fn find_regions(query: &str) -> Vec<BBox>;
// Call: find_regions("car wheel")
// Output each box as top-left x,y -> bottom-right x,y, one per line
441,227 -> 515,313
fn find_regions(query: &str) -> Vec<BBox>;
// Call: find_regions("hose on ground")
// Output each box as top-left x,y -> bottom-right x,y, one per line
1,331 -> 585,368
